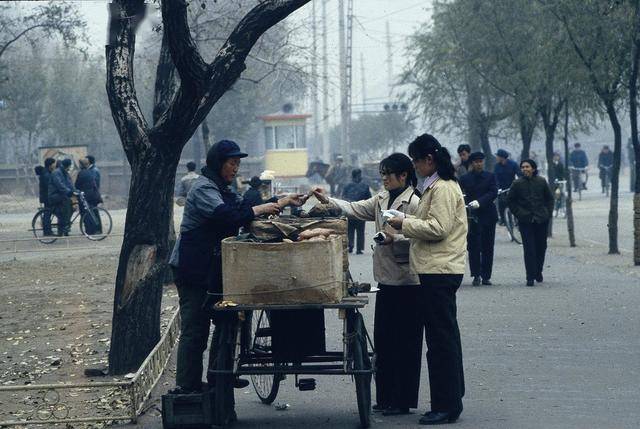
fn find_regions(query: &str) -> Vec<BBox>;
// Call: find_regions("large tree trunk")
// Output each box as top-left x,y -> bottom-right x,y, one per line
466,77 -> 483,153
108,149 -> 181,374
630,0 -> 640,265
604,101 -> 622,255
518,111 -> 536,164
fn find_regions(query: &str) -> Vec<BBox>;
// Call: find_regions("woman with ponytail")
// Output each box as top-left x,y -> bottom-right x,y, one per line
387,134 -> 467,425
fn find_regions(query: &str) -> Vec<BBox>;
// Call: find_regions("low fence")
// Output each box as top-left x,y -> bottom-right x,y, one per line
0,310 -> 181,427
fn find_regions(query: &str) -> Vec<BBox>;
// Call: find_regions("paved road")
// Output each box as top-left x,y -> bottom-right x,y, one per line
121,187 -> 640,429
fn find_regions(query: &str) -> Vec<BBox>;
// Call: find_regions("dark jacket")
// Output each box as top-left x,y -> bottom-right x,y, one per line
89,165 -> 101,190
598,151 -> 613,169
569,149 -> 589,168
48,167 -> 74,205
459,170 -> 498,224
169,169 -> 255,292
243,187 -> 264,207
75,168 -> 102,205
494,159 -> 522,190
342,181 -> 371,202
549,161 -> 565,183
506,175 -> 554,224
38,170 -> 51,205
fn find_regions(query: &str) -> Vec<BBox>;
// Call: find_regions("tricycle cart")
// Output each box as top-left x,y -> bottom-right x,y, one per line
208,288 -> 374,428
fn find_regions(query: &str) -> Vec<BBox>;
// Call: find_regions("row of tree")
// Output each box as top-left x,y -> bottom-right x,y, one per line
403,0 -> 640,264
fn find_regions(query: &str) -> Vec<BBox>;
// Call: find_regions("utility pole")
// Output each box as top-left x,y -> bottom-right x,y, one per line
321,0 -> 330,163
338,0 -> 348,159
386,20 -> 393,96
311,0 -> 319,160
360,52 -> 366,105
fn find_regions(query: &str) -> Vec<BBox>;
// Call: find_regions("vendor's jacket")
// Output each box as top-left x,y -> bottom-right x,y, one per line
329,186 -> 420,286
169,172 -> 254,292
402,178 -> 467,275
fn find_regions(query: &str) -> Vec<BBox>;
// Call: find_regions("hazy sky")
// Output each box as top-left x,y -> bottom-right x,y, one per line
74,0 -> 432,122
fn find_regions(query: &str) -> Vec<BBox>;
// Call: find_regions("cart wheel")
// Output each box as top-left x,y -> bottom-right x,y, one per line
250,310 -> 282,404
347,311 -> 371,429
213,320 -> 236,427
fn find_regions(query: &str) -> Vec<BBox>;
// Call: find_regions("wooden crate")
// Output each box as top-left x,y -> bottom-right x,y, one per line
161,390 -> 214,429
222,235 -> 344,305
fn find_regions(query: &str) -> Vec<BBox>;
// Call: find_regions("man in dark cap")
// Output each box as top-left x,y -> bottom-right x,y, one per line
460,152 -> 498,286
168,140 -> 306,419
175,161 -> 200,206
242,176 -> 265,207
494,149 -> 521,225
48,158 -> 75,236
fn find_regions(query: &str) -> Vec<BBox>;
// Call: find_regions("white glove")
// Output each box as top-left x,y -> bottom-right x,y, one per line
469,200 -> 480,209
382,209 -> 405,220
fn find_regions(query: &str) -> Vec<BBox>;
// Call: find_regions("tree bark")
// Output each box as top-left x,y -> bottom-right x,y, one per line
604,100 -> 622,255
630,0 -> 640,264
563,102 -> 576,247
518,111 -> 536,169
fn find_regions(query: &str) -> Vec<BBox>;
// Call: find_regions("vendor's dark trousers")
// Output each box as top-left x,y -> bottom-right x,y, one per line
374,284 -> 423,409
347,219 -> 366,253
518,221 -> 549,281
175,281 -> 216,392
418,274 -> 464,414
467,220 -> 496,280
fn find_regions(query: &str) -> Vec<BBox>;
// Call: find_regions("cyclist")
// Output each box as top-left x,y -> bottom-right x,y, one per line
569,142 -> 589,191
598,145 -> 613,194
494,149 -> 521,225
47,158 -> 75,236
75,158 -> 103,234
459,152 -> 498,286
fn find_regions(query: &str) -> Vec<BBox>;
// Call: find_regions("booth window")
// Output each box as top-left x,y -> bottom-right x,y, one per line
265,126 -> 274,150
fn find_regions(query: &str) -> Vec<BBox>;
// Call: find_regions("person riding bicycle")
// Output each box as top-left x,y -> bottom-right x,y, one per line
597,145 -> 613,194
75,158 -> 103,235
460,152 -> 498,287
549,152 -> 565,185
47,158 -> 75,236
569,142 -> 589,191
494,149 -> 521,225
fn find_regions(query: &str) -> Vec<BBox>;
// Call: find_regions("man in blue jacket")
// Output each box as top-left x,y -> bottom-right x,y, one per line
569,143 -> 589,191
494,149 -> 521,225
342,169 -> 372,254
460,152 -> 498,286
48,158 -> 75,236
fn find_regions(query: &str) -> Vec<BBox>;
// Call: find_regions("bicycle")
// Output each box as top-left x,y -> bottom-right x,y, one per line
599,165 -> 612,197
568,167 -> 587,200
31,191 -> 113,244
497,188 -> 521,244
553,179 -> 567,218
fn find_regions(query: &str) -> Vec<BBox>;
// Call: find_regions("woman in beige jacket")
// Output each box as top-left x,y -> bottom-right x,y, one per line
388,134 -> 467,425
313,153 -> 423,416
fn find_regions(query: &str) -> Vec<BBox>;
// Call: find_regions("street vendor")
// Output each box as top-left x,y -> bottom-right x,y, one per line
168,140 -> 306,396
312,153 -> 423,416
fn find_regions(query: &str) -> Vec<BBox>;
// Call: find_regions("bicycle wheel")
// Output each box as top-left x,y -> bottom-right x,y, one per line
249,310 -> 282,404
347,311 -> 371,429
79,207 -> 112,241
505,208 -> 521,244
31,209 -> 59,244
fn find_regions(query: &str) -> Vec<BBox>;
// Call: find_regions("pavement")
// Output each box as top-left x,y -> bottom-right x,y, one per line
113,185 -> 640,429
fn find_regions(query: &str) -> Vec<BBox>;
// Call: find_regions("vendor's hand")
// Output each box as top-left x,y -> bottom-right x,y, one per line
279,193 -> 308,208
387,216 -> 403,230
311,187 -> 329,204
253,202 -> 281,217
469,200 -> 480,209
381,233 -> 395,245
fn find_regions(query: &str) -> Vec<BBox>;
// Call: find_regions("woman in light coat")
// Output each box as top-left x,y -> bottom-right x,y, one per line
314,153 -> 422,416
388,134 -> 467,425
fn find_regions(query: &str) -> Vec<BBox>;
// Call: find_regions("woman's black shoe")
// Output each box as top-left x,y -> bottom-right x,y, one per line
382,407 -> 410,416
535,274 -> 543,283
372,404 -> 387,412
526,280 -> 534,287
419,410 -> 460,425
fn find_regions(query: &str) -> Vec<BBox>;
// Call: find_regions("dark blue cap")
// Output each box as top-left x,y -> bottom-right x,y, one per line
469,151 -> 485,162
206,140 -> 248,170
496,149 -> 510,159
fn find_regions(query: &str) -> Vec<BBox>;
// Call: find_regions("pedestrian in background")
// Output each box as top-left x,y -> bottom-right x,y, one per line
86,155 -> 101,191
242,176 -> 265,207
313,153 -> 422,416
341,169 -> 372,254
176,161 -> 200,206
75,158 -> 103,234
494,149 -> 521,225
459,152 -> 498,286
455,144 -> 471,178
325,155 -> 349,196
48,158 -> 75,236
598,145 -> 613,194
38,158 -> 57,235
388,134 -> 467,426
506,159 -> 554,286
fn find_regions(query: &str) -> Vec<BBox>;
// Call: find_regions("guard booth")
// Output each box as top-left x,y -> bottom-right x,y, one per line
260,108 -> 311,185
